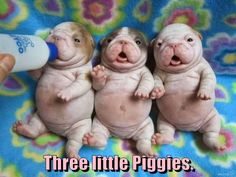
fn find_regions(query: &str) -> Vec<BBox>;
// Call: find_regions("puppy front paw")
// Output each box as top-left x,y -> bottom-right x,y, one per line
91,65 -> 107,83
150,87 -> 165,99
57,90 -> 72,102
197,89 -> 212,100
134,89 -> 150,99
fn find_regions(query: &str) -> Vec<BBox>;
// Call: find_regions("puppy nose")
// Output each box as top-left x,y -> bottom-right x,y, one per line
120,40 -> 127,45
170,43 -> 179,48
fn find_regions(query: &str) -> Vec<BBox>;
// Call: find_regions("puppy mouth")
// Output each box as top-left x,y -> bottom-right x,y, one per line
117,51 -> 128,63
170,55 -> 182,66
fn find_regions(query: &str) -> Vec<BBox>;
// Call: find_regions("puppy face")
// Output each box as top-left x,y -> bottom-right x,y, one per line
153,23 -> 203,72
100,27 -> 148,72
47,22 -> 94,67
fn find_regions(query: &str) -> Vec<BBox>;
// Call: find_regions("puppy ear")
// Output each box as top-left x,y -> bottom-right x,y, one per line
100,37 -> 106,46
150,38 -> 156,48
139,32 -> 148,47
197,32 -> 203,40
89,35 -> 95,49
84,31 -> 95,49
193,30 -> 203,40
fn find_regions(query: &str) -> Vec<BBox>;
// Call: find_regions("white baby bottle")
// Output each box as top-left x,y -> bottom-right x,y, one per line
0,33 -> 58,72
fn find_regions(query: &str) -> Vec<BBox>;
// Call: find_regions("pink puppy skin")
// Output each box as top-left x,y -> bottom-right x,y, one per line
13,22 -> 95,159
82,27 -> 155,156
151,23 -> 225,152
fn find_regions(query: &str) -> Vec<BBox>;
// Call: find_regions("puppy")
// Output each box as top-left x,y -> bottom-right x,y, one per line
151,23 -> 225,151
13,22 -> 95,158
83,27 -> 155,156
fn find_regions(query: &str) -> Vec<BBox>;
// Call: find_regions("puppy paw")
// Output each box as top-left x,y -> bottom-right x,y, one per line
215,144 -> 226,153
82,133 -> 98,146
136,139 -> 155,157
140,149 -> 156,157
57,90 -> 72,102
150,87 -> 165,99
210,141 -> 226,153
12,121 -> 35,138
66,147 -> 80,160
91,65 -> 107,82
134,89 -> 149,99
68,153 -> 80,160
197,89 -> 212,100
151,133 -> 164,145
83,132 -> 107,148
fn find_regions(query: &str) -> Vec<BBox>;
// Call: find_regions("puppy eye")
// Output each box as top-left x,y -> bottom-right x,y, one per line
135,40 -> 141,45
157,42 -> 162,47
187,38 -> 193,42
74,38 -> 80,43
107,38 -> 112,43
156,39 -> 163,48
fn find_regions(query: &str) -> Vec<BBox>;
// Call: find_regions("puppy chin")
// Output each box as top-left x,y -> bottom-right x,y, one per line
58,57 -> 71,61
159,58 -> 199,73
58,52 -> 75,61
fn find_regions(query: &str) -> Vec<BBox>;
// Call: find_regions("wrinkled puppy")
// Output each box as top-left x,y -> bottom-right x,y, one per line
13,22 -> 95,158
151,23 -> 225,151
83,27 -> 155,156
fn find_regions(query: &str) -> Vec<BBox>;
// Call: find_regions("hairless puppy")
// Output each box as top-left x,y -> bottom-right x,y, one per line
13,22 -> 95,158
83,27 -> 155,156
151,23 -> 225,152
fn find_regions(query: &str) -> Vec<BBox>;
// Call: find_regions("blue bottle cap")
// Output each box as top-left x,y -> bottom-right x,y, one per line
46,42 -> 58,62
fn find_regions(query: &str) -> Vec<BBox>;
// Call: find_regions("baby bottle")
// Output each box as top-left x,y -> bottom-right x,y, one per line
0,33 -> 58,81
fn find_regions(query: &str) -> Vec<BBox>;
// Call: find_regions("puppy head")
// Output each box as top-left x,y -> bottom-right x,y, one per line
152,23 -> 203,73
47,22 -> 95,67
100,27 -> 148,72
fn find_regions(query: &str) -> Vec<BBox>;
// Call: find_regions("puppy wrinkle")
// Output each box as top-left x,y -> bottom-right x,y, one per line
104,27 -> 147,45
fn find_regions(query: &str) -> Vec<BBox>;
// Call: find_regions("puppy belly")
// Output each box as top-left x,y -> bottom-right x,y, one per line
37,71 -> 75,91
157,92 -> 214,131
95,92 -> 151,128
45,118 -> 91,136
36,89 -> 94,130
105,117 -> 152,139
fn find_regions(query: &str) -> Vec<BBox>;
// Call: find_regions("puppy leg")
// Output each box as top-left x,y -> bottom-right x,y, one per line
13,112 -> 48,138
152,113 -> 175,145
200,108 -> 226,152
82,117 -> 110,148
65,119 -> 92,159
133,117 -> 154,156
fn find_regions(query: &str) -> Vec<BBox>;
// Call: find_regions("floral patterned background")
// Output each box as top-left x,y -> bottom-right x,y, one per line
0,0 -> 236,177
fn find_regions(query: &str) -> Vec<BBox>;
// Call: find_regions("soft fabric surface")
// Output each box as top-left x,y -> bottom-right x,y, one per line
0,0 -> 236,177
